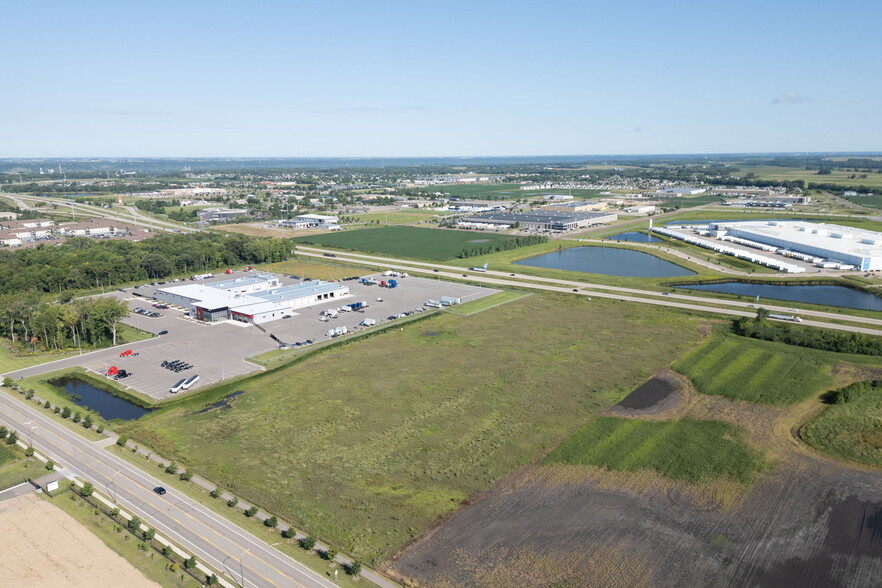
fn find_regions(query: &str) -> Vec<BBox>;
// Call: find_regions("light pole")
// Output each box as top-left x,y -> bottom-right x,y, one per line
23,422 -> 36,447
239,549 -> 250,588
108,470 -> 121,503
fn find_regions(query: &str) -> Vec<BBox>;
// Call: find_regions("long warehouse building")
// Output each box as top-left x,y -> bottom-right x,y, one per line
156,274 -> 349,324
712,221 -> 882,271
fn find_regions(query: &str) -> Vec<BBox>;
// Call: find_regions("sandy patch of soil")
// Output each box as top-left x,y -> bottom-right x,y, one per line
0,493 -> 159,588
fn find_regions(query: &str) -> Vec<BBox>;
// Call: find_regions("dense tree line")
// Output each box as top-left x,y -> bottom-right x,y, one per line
0,232 -> 291,295
820,380 -> 882,405
732,316 -> 882,356
0,296 -> 128,351
457,235 -> 547,258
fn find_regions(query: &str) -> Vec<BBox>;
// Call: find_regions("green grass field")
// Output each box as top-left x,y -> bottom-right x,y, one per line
543,417 -> 766,484
293,226 -> 534,261
349,210 -> 441,225
673,330 -> 834,404
733,165 -> 882,189
801,385 -> 882,467
0,342 -> 78,374
119,294 -> 704,565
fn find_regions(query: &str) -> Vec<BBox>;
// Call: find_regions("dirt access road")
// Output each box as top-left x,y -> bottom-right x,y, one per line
0,493 -> 160,588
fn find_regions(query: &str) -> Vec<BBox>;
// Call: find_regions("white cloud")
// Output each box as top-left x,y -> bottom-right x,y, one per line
772,92 -> 809,104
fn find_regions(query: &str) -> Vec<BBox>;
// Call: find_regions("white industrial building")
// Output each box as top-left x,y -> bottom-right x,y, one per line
711,221 -> 882,271
155,274 -> 349,324
458,210 -> 618,231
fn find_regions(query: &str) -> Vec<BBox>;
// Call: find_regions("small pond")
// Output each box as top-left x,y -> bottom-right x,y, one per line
676,282 -> 882,312
605,231 -> 662,243
49,377 -> 153,420
514,247 -> 695,278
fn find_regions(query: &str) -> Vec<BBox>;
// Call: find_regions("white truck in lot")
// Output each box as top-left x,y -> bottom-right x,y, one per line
326,326 -> 349,337
359,318 -> 376,327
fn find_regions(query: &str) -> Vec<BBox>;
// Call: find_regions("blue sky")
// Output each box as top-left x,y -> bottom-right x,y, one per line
2,0 -> 880,157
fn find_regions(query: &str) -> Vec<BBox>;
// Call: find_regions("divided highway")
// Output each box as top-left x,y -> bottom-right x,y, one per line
295,246 -> 882,336
0,392 -> 335,588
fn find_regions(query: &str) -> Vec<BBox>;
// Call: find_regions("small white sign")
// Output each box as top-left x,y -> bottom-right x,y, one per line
46,481 -> 59,492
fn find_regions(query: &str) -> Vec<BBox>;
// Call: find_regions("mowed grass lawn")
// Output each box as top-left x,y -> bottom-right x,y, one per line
293,226 -> 527,261
120,294 -> 704,564
673,329 -> 835,404
544,417 -> 766,484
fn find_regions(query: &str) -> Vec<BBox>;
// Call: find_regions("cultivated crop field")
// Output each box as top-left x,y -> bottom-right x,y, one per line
0,444 -> 15,466
673,330 -> 833,403
293,226 -> 535,261
543,416 -> 766,484
120,294 -> 705,564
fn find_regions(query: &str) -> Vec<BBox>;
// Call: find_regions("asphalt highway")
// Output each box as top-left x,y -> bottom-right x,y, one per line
0,392 -> 335,588
295,246 -> 882,336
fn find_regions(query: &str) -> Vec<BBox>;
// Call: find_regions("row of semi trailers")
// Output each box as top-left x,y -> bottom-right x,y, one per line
651,227 -> 856,273
170,375 -> 199,394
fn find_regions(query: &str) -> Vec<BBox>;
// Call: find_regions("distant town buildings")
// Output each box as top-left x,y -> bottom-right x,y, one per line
0,218 -> 154,247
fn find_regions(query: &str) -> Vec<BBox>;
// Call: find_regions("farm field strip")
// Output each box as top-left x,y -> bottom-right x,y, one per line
673,331 -> 834,404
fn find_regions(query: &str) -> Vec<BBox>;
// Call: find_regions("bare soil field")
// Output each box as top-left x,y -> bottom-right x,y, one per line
0,493 -> 159,588
390,369 -> 882,588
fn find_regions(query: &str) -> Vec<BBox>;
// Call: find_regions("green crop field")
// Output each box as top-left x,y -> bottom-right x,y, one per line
119,294 -> 704,565
293,226 -> 536,261
673,331 -> 833,404
0,444 -> 15,466
801,384 -> 882,467
543,417 -> 766,484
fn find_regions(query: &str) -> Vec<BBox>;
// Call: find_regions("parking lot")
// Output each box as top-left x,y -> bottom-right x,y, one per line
54,272 -> 499,401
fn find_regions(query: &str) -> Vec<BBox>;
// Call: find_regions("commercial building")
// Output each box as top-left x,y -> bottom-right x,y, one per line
197,208 -> 250,223
711,221 -> 882,271
155,275 -> 349,324
457,210 -> 617,231
541,201 -> 607,213
292,214 -> 339,226
645,187 -> 707,197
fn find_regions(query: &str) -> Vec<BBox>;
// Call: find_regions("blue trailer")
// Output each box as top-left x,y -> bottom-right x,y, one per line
388,279 -> 397,288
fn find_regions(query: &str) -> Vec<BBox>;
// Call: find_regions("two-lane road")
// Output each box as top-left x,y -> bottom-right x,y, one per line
0,392 -> 335,588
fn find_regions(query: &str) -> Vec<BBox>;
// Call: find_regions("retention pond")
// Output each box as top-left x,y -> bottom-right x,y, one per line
675,282 -> 882,312
515,247 -> 695,278
48,376 -> 153,420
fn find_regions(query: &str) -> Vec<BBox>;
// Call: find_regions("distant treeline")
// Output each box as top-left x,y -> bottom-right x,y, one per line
732,317 -> 882,356
457,235 -> 547,258
0,232 -> 291,296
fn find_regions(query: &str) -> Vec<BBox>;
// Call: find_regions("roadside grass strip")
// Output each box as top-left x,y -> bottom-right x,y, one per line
544,417 -> 767,484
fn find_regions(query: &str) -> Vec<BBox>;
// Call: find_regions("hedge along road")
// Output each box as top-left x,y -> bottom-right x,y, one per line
294,247 -> 882,336
0,392 -> 338,588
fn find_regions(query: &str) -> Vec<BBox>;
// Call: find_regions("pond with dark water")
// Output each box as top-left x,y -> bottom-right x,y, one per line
676,282 -> 882,311
49,377 -> 153,420
514,247 -> 695,278
605,231 -> 663,243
